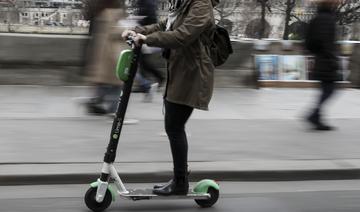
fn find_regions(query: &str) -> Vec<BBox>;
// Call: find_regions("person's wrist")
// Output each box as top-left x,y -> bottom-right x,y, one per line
138,34 -> 147,43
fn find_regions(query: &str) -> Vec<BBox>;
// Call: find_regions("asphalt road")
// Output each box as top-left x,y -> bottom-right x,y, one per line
2,180 -> 360,212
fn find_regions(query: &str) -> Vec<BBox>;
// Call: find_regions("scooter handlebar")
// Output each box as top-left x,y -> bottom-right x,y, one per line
126,35 -> 144,48
126,35 -> 135,46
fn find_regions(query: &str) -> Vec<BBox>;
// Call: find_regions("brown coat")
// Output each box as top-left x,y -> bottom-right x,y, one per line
87,9 -> 128,85
135,0 -> 218,110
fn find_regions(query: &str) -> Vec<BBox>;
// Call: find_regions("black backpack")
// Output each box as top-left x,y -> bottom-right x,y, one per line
208,25 -> 233,67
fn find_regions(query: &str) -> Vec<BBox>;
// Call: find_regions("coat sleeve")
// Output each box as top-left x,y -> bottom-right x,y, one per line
134,19 -> 167,35
144,0 -> 213,48
317,16 -> 337,60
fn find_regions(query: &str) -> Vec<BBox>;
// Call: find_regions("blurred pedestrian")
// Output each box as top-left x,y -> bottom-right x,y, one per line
85,0 -> 127,115
136,0 -> 165,87
122,0 -> 218,195
134,0 -> 165,102
305,0 -> 341,130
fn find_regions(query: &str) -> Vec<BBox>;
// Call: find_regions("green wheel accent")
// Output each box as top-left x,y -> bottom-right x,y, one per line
115,49 -> 134,81
194,187 -> 219,208
90,181 -> 98,188
90,182 -> 116,201
193,179 -> 219,194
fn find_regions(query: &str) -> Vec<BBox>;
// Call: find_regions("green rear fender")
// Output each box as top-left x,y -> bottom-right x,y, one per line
115,49 -> 134,81
193,179 -> 220,194
90,181 -> 116,201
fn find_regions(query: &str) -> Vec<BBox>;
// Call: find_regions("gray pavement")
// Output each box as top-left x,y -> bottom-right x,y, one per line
0,86 -> 360,184
1,85 -> 360,119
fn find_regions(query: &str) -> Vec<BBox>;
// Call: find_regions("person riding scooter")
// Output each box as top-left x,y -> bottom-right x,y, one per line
122,0 -> 218,195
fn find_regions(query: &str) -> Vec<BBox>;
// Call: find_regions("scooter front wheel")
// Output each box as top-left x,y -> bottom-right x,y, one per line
195,187 -> 219,208
84,187 -> 112,212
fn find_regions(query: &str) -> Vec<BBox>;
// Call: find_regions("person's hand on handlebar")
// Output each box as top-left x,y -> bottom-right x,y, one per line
121,30 -> 136,39
122,30 -> 147,46
133,33 -> 147,46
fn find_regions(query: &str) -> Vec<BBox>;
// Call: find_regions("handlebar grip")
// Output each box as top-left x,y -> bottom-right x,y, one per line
126,36 -> 135,46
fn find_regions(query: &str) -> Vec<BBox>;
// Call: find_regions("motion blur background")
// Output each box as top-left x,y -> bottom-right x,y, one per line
1,1 -> 360,212
0,0 -> 359,86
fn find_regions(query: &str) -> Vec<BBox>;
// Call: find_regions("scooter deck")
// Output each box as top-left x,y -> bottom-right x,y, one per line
120,189 -> 210,201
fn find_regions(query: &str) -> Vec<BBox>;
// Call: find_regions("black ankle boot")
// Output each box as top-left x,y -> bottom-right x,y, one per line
315,122 -> 336,131
153,176 -> 189,196
153,179 -> 173,189
307,113 -> 320,126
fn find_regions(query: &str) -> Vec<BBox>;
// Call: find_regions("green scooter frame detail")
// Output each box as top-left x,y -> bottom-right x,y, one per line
115,49 -> 134,81
193,179 -> 219,193
90,182 -> 116,201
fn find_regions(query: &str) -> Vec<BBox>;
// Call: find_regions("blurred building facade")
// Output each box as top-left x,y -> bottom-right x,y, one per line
1,0 -> 359,39
0,0 -> 85,27
18,7 -> 83,26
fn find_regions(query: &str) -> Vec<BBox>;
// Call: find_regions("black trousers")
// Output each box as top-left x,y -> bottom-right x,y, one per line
164,100 -> 194,178
139,53 -> 164,84
94,84 -> 121,113
311,81 -> 336,120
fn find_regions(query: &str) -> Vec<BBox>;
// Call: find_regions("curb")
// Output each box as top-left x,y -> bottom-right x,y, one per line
2,169 -> 360,186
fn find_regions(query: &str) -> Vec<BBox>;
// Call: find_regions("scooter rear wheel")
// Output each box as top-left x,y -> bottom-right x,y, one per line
195,187 -> 219,208
84,187 -> 112,212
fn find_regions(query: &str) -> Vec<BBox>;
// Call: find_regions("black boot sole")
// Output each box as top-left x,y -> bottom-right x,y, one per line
152,189 -> 188,196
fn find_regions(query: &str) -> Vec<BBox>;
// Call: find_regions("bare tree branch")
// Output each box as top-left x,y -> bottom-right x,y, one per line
335,0 -> 360,26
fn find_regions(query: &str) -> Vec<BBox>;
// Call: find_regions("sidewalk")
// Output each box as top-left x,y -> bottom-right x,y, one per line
0,86 -> 360,185
1,85 -> 360,119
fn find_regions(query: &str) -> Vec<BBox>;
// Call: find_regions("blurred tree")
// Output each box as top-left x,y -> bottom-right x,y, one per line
245,18 -> 271,38
334,0 -> 360,38
256,0 -> 272,39
213,0 -> 240,34
335,0 -> 360,26
272,0 -> 306,40
282,0 -> 296,40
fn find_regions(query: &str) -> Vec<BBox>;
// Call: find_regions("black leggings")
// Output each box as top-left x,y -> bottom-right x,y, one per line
312,81 -> 336,118
164,100 -> 194,178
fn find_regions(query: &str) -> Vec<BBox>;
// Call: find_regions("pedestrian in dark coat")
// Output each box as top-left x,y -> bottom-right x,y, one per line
305,0 -> 340,131
137,0 -> 159,26
123,0 -> 218,195
136,0 -> 165,88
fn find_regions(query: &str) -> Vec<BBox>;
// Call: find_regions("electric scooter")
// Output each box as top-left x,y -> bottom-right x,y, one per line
84,37 -> 220,212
